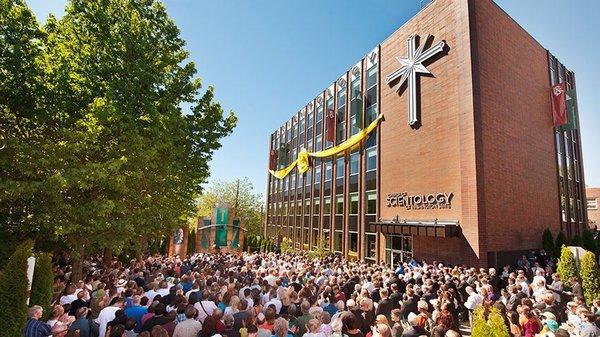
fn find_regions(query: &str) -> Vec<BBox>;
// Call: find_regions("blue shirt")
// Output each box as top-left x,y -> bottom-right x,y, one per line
69,317 -> 99,337
124,305 -> 148,333
23,318 -> 52,337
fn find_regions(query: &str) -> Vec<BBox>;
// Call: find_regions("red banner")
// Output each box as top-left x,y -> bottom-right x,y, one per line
269,149 -> 278,170
551,83 -> 568,127
326,108 -> 335,143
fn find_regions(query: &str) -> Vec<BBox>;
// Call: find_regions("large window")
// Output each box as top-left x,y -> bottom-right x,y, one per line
326,96 -> 334,148
314,166 -> 321,184
366,147 -> 377,172
336,195 -> 344,214
349,193 -> 359,214
305,170 -> 311,187
336,85 -> 346,143
364,233 -> 376,261
313,198 -> 320,215
366,190 -> 376,215
350,152 -> 359,176
323,197 -> 331,214
336,156 -> 345,179
324,161 -> 332,182
365,65 -> 378,124
350,75 -> 363,135
334,231 -> 343,252
305,199 -> 311,215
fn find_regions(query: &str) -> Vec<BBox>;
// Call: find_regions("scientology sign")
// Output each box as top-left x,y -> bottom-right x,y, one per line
386,192 -> 453,210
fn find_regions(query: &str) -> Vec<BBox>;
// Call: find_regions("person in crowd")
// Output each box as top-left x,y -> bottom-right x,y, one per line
28,249 -> 600,337
24,306 -> 52,337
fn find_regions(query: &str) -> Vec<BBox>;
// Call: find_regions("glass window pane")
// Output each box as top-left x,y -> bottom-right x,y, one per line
350,152 -> 359,175
314,166 -> 321,184
366,147 -> 377,171
336,157 -> 344,178
350,193 -> 359,214
336,195 -> 344,214
366,191 -> 376,214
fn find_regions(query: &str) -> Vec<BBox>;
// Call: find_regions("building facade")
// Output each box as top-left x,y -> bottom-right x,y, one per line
264,0 -> 587,267
587,187 -> 600,230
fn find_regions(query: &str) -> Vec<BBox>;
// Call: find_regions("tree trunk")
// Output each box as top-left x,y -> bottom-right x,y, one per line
70,245 -> 85,282
103,247 -> 113,267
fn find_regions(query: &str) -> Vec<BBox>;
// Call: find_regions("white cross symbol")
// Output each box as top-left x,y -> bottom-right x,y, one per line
386,34 -> 446,126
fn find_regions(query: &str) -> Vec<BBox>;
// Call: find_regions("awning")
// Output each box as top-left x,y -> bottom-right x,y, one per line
368,219 -> 460,238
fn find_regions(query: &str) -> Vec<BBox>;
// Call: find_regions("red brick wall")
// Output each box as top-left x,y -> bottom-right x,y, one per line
469,0 -> 561,253
379,0 -> 484,266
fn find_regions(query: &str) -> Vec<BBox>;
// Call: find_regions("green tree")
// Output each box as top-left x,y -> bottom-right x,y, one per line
488,306 -> 510,337
195,178 -> 265,237
542,228 -> 555,257
580,251 -> 600,306
1,0 -> 236,277
582,229 -> 598,254
29,252 -> 54,318
0,241 -> 33,337
555,231 -> 567,257
557,245 -> 578,289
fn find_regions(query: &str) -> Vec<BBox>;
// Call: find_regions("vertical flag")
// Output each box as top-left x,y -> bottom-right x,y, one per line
326,108 -> 335,143
201,218 -> 211,249
269,149 -> 278,170
551,83 -> 568,127
560,89 -> 578,131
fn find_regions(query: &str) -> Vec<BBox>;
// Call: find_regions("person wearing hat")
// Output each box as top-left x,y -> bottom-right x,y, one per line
539,312 -> 559,336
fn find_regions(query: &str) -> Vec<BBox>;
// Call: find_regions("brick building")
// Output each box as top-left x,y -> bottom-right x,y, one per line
264,0 -> 587,267
587,187 -> 600,231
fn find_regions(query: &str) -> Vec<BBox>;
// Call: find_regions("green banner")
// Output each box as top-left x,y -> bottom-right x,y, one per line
232,219 -> 240,248
215,224 -> 227,247
215,207 -> 230,224
560,89 -> 578,131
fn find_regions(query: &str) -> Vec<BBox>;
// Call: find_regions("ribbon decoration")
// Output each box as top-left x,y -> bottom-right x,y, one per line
269,114 -> 384,179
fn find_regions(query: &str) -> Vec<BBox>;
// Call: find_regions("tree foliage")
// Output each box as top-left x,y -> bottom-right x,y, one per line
0,241 -> 33,337
195,178 -> 264,237
582,229 -> 598,254
542,228 -> 555,257
555,231 -> 567,257
580,251 -> 600,306
0,0 -> 236,262
557,245 -> 578,289
29,252 -> 54,318
571,234 -> 583,247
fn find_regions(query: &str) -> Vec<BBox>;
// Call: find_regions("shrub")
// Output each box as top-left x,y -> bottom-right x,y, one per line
582,229 -> 598,254
580,251 -> 600,306
0,240 -> 34,337
542,228 -> 555,257
555,231 -> 567,257
557,245 -> 578,289
571,234 -> 583,247
471,305 -> 510,337
28,252 -> 54,318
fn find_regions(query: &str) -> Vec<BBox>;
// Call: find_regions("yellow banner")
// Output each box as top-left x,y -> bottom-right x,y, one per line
269,114 -> 383,179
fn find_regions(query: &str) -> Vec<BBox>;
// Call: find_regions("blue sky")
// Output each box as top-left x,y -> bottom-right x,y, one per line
27,0 -> 600,198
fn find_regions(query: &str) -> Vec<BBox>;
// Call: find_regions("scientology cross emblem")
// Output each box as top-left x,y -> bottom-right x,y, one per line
386,34 -> 446,126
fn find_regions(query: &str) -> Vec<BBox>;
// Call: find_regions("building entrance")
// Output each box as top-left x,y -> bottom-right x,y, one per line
385,235 -> 412,266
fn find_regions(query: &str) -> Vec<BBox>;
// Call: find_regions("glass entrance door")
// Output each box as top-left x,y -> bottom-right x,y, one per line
385,235 -> 413,266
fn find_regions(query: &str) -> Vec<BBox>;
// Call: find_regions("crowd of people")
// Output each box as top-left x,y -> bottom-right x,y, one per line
24,250 -> 600,337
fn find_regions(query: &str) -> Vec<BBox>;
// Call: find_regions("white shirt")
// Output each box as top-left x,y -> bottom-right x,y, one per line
145,290 -> 159,303
194,300 -> 218,323
173,318 -> 203,337
157,288 -> 170,297
60,294 -> 77,305
265,298 -> 282,314
465,293 -> 484,310
96,306 -> 120,337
